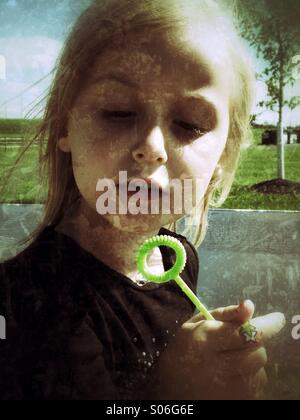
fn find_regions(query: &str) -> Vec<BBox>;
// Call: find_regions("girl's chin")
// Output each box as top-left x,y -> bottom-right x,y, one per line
103,213 -> 178,233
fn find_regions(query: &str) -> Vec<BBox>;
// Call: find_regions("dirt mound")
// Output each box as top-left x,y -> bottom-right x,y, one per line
250,178 -> 300,194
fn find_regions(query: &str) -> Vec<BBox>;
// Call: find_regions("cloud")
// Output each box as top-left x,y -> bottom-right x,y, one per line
0,34 -> 299,125
0,36 -> 62,117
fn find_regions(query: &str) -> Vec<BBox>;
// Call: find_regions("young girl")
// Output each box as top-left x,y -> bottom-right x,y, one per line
0,0 -> 285,400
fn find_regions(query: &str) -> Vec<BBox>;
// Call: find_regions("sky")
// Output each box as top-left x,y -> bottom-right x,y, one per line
0,0 -> 300,126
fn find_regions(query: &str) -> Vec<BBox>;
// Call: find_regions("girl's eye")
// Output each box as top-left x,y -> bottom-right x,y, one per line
101,110 -> 136,120
95,110 -> 208,139
174,119 -> 208,138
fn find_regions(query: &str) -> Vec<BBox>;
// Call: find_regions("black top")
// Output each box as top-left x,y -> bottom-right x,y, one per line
0,225 -> 199,400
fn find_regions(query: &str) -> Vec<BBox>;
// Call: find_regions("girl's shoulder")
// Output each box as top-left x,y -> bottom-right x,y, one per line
0,225 -> 64,285
0,224 -> 200,319
0,226 -> 72,322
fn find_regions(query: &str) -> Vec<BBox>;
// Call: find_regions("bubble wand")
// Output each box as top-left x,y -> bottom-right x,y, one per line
136,235 -> 214,320
136,235 -> 256,341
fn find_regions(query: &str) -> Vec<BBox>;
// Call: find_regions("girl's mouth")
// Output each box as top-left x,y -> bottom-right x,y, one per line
117,178 -> 167,201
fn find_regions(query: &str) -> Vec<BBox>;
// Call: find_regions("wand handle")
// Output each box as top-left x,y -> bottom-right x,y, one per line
175,275 -> 215,321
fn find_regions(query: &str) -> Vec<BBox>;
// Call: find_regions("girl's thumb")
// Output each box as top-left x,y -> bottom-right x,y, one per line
209,299 -> 255,323
234,299 -> 255,323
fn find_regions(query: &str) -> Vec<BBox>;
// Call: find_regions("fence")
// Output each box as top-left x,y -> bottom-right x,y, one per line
0,136 -> 41,150
0,205 -> 300,399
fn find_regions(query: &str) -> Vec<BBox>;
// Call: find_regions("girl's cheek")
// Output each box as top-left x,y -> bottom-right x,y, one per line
174,135 -> 224,192
185,134 -> 220,165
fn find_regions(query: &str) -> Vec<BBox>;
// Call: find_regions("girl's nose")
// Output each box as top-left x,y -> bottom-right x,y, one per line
132,126 -> 168,165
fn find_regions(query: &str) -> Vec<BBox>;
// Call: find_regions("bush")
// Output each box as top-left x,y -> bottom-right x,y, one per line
0,119 -> 41,135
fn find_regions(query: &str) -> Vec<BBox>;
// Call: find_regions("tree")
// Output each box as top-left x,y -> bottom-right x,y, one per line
238,0 -> 300,179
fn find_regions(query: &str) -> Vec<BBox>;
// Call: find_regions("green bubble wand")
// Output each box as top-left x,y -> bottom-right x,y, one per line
136,235 -> 256,341
136,235 -> 214,320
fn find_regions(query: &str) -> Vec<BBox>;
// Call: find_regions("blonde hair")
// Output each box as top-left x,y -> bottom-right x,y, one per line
2,0 -> 255,250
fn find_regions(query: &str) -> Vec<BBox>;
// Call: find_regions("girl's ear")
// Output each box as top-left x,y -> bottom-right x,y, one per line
58,136 -> 71,153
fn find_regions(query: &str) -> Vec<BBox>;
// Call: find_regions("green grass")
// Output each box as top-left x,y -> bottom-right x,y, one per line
251,127 -> 265,146
222,185 -> 300,210
0,147 -> 43,203
221,145 -> 300,210
0,118 -> 41,135
0,133 -> 26,138
0,139 -> 300,210
234,145 -> 300,185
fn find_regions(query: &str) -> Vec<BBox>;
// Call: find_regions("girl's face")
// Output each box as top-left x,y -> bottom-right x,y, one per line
58,28 -> 231,233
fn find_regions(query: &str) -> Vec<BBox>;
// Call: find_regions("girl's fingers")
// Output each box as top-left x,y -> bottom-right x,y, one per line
216,346 -> 268,378
191,312 -> 286,352
211,368 -> 268,400
250,313 -> 286,342
191,320 -> 248,352
211,300 -> 255,323
188,300 -> 255,324
230,368 -> 269,400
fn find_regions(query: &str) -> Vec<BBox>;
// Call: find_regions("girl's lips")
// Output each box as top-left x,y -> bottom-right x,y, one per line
118,178 -> 164,192
117,178 -> 168,199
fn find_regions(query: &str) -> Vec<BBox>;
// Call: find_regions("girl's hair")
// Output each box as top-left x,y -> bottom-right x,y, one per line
3,0 -> 255,250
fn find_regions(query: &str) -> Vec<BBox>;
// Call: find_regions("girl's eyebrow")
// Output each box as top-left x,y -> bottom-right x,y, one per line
89,71 -> 138,89
88,71 -> 219,112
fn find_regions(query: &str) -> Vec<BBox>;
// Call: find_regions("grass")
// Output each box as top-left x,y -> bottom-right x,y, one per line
0,147 -> 44,203
0,134 -> 300,210
221,144 -> 300,210
222,185 -> 300,210
234,145 -> 300,185
251,127 -> 265,146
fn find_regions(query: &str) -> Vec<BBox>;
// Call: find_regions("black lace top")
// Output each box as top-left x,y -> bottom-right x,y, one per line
0,225 -> 199,400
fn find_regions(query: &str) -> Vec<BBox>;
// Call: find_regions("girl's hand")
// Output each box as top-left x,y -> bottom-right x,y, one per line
154,300 -> 285,400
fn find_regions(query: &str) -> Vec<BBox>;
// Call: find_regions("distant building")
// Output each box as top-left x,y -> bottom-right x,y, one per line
261,128 -> 277,145
261,126 -> 300,145
286,127 -> 300,144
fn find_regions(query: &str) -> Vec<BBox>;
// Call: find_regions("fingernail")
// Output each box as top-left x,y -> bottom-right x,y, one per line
238,300 -> 248,308
244,299 -> 252,306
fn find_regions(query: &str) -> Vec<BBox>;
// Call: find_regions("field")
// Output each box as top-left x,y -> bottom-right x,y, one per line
0,147 -> 43,203
221,144 -> 300,210
0,126 -> 300,210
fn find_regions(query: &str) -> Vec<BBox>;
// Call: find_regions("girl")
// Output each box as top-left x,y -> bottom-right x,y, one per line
0,0 -> 285,400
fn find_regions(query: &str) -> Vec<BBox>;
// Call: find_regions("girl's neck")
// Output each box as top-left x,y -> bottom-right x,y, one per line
55,198 -> 165,279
